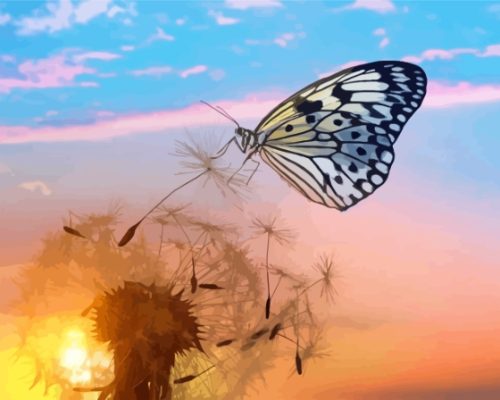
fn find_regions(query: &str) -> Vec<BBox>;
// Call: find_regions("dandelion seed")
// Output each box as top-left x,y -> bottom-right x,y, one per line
63,226 -> 86,239
199,283 -> 224,290
312,255 -> 338,303
250,328 -> 269,340
250,215 -> 295,246
295,349 -> 303,375
269,323 -> 282,340
174,374 -> 197,384
216,339 -> 235,347
240,341 -> 256,351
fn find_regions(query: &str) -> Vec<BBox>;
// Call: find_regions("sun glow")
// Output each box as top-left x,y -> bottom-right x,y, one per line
59,328 -> 92,384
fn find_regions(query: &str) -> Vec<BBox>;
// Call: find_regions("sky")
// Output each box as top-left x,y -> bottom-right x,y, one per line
1,0 -> 500,399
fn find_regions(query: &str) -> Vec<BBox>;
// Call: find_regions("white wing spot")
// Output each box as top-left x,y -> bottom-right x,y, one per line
381,150 -> 393,163
375,162 -> 388,174
371,174 -> 383,185
389,123 -> 400,132
362,182 -> 374,193
374,127 -> 385,134
392,66 -> 404,72
397,114 -> 406,123
318,133 -> 331,141
342,81 -> 389,91
403,107 -> 412,113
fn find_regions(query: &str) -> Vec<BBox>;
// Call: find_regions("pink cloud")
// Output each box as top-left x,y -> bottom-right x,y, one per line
480,44 -> 500,57
0,55 -> 95,93
402,44 -> 500,63
225,0 -> 282,10
425,81 -> 500,108
2,80 -> 499,144
120,45 -> 135,52
379,37 -> 390,48
0,12 -> 11,26
16,0 -> 73,35
179,65 -> 208,78
208,10 -> 240,25
147,27 -> 175,43
74,0 -> 113,24
73,51 -> 121,63
130,66 -> 173,77
334,0 -> 396,13
318,60 -> 366,78
80,81 -> 99,87
0,93 -> 282,144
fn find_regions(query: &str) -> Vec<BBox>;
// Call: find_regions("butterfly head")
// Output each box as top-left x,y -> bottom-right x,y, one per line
235,127 -> 256,151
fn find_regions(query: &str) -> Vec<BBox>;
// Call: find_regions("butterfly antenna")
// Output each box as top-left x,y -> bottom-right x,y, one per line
200,100 -> 240,127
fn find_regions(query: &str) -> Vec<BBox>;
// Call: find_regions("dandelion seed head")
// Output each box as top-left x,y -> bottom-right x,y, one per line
251,215 -> 295,246
313,255 -> 338,303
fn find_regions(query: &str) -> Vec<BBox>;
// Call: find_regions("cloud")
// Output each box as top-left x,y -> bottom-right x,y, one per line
15,0 -> 135,35
379,37 -> 390,48
130,65 -> 173,77
18,181 -> 52,196
0,92 -> 284,143
424,81 -> 500,108
318,60 -> 366,78
0,54 -> 15,63
120,45 -> 135,52
72,51 -> 121,63
273,32 -> 296,47
209,69 -> 226,81
176,17 -> 187,26
179,65 -> 208,78
402,44 -> 500,63
16,0 -> 73,35
208,10 -> 240,25
80,81 -> 99,87
147,27 -> 175,43
334,0 -> 396,14
0,55 -> 95,93
480,44 -> 500,57
0,12 -> 11,25
74,0 -> 113,24
373,27 -> 386,36
225,0 -> 282,10
3,79 -> 500,144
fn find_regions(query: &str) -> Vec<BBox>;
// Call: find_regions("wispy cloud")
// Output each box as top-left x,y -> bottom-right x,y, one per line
72,51 -> 121,63
0,93 -> 283,143
176,17 -> 187,26
402,44 -> 500,63
179,65 -> 208,78
120,45 -> 135,52
373,27 -> 389,48
147,27 -> 175,43
3,78 -> 500,144
225,0 -> 282,10
247,31 -> 305,47
15,0 -> 135,35
379,37 -> 390,48
18,181 -> 52,196
130,65 -> 173,77
209,68 -> 226,81
0,12 -> 11,26
0,55 -> 95,93
16,0 -> 73,35
208,10 -> 240,25
318,60 -> 366,78
0,54 -> 15,63
333,0 -> 396,14
424,81 -> 500,108
74,0 -> 113,24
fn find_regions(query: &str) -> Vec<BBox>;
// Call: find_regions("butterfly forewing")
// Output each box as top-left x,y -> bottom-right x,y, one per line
257,61 -> 426,210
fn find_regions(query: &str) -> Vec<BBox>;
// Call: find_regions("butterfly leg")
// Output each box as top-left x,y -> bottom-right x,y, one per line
245,159 -> 260,185
228,149 -> 257,184
211,137 -> 244,160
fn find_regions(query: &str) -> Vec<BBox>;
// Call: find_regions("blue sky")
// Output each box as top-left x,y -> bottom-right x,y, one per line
0,0 -> 499,129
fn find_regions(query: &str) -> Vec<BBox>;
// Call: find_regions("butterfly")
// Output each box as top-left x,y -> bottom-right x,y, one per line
207,60 -> 427,211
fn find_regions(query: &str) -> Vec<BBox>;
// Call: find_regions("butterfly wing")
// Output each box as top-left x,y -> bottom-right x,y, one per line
257,60 -> 427,210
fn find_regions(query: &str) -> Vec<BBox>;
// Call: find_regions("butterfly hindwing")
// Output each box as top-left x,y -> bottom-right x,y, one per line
256,61 -> 426,210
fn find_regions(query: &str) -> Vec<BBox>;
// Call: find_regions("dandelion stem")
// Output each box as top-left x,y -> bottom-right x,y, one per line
157,224 -> 165,261
118,170 -> 207,247
265,232 -> 271,319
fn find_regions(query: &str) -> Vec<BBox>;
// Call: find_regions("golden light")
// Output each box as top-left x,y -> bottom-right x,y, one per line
59,328 -> 92,385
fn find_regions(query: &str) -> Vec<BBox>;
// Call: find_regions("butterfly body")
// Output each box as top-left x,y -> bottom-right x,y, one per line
225,60 -> 427,211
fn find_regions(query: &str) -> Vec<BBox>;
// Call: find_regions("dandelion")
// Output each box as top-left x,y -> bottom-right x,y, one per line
251,215 -> 295,319
311,255 -> 338,303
